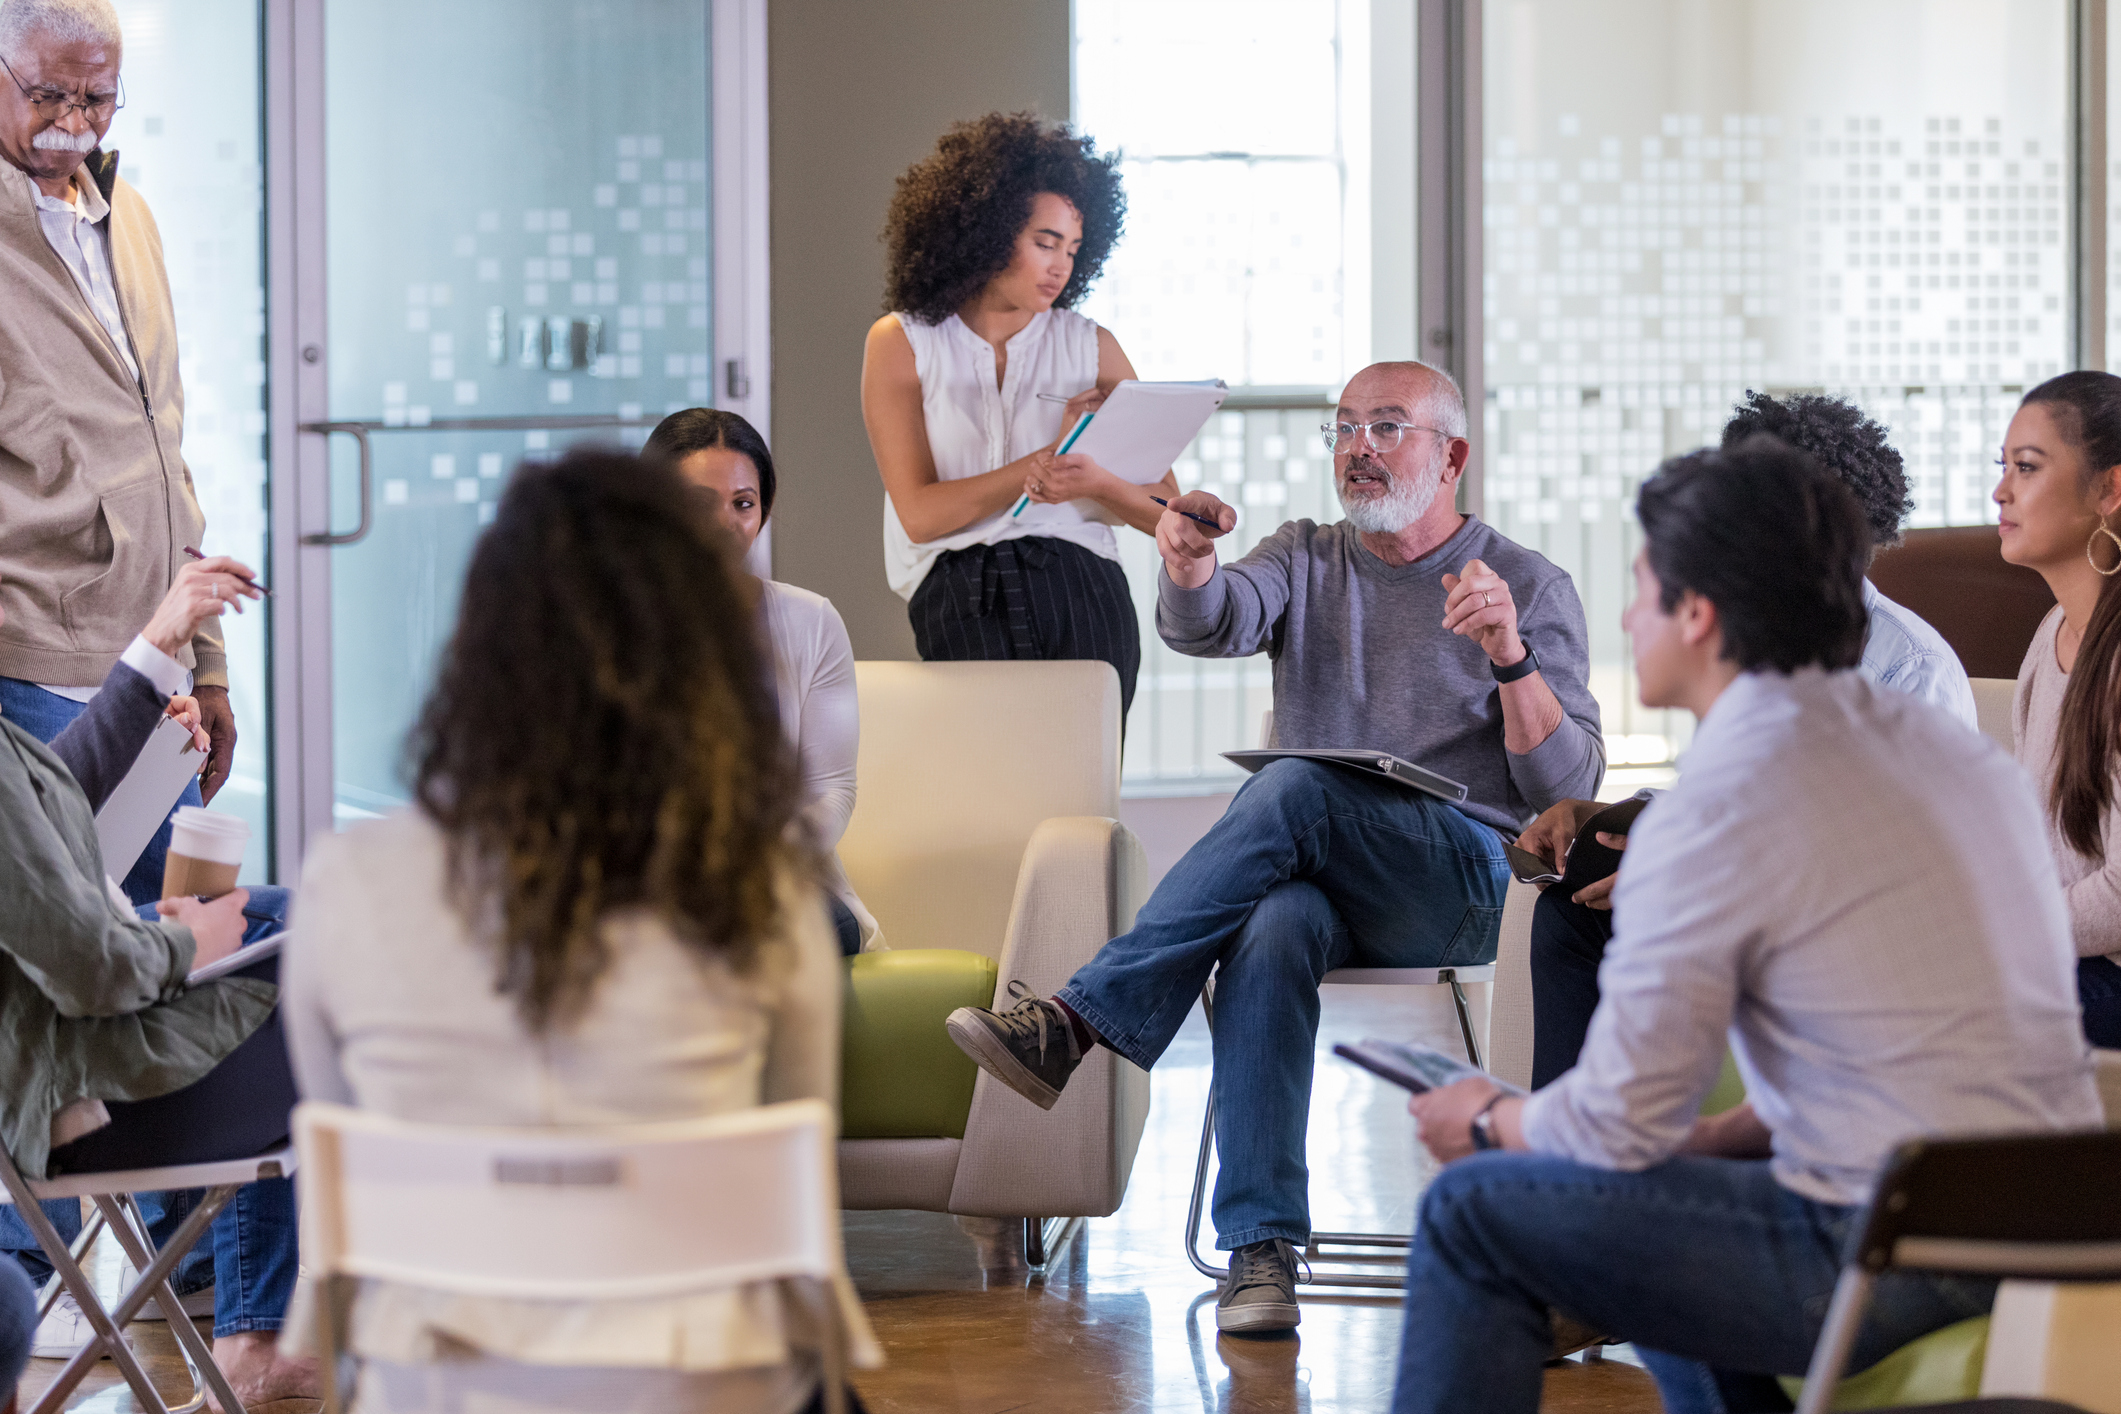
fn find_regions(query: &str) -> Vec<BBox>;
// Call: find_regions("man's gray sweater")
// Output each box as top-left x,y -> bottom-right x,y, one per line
1157,514 -> 1605,833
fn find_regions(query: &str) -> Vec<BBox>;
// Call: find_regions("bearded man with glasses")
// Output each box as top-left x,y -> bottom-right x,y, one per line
0,0 -> 241,892
947,359 -> 1604,1334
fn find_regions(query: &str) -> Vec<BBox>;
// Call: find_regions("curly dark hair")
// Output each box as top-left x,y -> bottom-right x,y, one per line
408,449 -> 807,1032
1720,390 -> 1912,546
882,111 -> 1125,324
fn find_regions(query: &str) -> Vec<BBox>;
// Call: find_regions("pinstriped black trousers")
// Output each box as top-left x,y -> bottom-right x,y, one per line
909,536 -> 1141,724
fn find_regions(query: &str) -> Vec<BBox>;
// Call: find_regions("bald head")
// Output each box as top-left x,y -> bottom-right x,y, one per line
1338,361 -> 1468,440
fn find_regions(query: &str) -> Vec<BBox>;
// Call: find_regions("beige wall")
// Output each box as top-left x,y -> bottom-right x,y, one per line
767,0 -> 1073,660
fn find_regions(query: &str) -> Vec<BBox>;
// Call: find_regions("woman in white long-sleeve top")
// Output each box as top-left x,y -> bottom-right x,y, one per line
646,408 -> 881,954
282,449 -> 875,1414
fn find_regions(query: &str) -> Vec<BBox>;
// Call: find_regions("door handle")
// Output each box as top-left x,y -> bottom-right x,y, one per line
300,422 -> 373,546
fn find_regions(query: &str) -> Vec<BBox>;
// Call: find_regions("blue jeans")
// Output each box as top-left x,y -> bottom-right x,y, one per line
0,1254 -> 33,1394
1392,1152 -> 1995,1414
0,676 -> 205,909
1058,759 -> 1509,1249
0,889 -> 298,1337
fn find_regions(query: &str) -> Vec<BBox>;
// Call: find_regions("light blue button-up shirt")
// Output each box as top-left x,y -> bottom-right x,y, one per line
1521,669 -> 2101,1205
1860,578 -> 1977,728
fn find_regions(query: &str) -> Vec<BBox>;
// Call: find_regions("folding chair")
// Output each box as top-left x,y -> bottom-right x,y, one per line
294,1097 -> 881,1414
1794,1130 -> 2121,1414
1182,707 -> 1497,1290
0,1141 -> 296,1414
1181,965 -> 1490,1290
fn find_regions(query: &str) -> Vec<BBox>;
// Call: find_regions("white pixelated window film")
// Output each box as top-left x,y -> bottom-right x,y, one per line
1484,0 -> 2068,768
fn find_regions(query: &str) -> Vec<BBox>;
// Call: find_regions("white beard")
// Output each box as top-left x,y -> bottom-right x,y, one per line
1338,458 -> 1444,534
32,127 -> 97,153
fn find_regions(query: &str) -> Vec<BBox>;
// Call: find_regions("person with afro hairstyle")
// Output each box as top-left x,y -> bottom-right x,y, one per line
862,111 -> 1174,720
1519,392 -> 1977,1094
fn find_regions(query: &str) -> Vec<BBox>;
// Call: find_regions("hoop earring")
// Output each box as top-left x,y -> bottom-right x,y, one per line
2091,519 -> 2121,577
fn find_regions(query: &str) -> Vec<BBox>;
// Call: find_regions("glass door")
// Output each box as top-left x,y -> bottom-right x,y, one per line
286,0 -> 716,829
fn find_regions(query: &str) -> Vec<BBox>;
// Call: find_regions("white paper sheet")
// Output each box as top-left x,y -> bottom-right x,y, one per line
94,712 -> 207,882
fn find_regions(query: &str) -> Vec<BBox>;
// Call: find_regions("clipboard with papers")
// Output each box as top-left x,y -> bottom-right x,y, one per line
1057,378 -> 1229,484
1010,378 -> 1230,518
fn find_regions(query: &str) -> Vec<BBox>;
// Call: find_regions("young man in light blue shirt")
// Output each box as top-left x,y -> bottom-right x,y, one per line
1390,439 -> 2100,1414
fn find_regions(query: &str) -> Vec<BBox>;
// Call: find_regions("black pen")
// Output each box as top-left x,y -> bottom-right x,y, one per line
182,546 -> 273,596
1152,495 -> 1225,531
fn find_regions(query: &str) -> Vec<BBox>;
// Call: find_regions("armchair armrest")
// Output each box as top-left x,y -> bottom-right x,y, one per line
946,816 -> 1151,1218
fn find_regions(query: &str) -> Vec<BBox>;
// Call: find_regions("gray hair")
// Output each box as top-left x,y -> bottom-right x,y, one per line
1347,360 -> 1469,439
0,0 -> 122,57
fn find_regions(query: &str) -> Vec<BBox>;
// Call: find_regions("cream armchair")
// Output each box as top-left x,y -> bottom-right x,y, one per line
834,661 -> 1151,1239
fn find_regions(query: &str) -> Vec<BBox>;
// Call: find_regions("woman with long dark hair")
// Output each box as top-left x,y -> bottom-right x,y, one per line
283,450 -> 873,1412
861,111 -> 1181,721
645,406 -> 879,953
1995,369 -> 2121,1045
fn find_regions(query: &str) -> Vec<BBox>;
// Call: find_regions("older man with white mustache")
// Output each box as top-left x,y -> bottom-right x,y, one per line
948,359 -> 1605,1334
0,0 -> 240,875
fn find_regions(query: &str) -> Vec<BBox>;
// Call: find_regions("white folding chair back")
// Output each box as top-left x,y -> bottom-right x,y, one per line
297,1099 -> 840,1301
295,1098 -> 865,1414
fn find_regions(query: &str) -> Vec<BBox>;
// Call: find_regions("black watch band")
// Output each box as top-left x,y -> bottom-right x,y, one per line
1491,645 -> 1541,684
1469,1093 -> 1507,1151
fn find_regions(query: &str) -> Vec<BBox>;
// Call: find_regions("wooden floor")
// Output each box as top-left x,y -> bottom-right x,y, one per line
18,987 -> 1662,1413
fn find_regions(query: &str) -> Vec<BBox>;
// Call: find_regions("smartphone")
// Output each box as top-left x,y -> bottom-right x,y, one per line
1503,840 -> 1561,886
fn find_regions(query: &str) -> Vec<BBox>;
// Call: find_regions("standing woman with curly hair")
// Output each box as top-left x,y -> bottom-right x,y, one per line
1996,371 -> 2121,1048
863,112 -> 1183,720
282,450 -> 876,1412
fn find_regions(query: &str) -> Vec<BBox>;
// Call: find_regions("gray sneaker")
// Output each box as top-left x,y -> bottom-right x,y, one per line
1217,1238 -> 1304,1333
945,981 -> 1084,1110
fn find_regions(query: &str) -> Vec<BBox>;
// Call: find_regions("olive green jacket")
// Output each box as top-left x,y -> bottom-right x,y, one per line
0,716 -> 271,1178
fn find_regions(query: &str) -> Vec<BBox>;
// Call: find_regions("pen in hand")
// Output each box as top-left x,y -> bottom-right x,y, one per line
182,546 -> 273,596
1152,496 -> 1227,531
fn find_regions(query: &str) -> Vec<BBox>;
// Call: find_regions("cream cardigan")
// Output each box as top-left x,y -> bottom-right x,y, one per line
282,811 -> 876,1413
0,152 -> 224,688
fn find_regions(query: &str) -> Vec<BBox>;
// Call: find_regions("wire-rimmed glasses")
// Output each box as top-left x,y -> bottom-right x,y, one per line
0,53 -> 124,125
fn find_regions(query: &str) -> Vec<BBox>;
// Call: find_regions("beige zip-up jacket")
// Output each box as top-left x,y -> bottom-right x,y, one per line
0,149 -> 225,689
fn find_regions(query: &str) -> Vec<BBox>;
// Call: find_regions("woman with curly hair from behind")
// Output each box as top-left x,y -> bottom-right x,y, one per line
282,450 -> 877,1413
862,111 -> 1181,721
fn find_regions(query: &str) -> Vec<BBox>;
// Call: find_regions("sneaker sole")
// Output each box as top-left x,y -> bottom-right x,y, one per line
944,1008 -> 1062,1110
1217,1299 -> 1301,1333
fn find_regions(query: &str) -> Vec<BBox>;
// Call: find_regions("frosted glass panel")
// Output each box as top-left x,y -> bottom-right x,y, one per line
1485,0 -> 2068,764
1077,0 -> 1382,789
107,0 -> 271,878
323,1 -> 711,820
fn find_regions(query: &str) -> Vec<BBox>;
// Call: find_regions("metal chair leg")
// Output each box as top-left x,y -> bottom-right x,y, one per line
35,1206 -> 103,1321
1447,970 -> 1484,1069
97,1192 -> 238,1414
1183,979 -> 1412,1290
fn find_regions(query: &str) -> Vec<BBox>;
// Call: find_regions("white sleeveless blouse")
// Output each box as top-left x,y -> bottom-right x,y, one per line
884,308 -> 1119,600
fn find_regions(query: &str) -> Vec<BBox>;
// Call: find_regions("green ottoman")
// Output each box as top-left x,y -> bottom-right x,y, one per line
1778,1314 -> 1990,1410
841,949 -> 999,1140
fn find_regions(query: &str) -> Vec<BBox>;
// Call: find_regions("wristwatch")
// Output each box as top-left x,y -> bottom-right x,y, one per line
1469,1093 -> 1507,1152
1491,645 -> 1541,684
